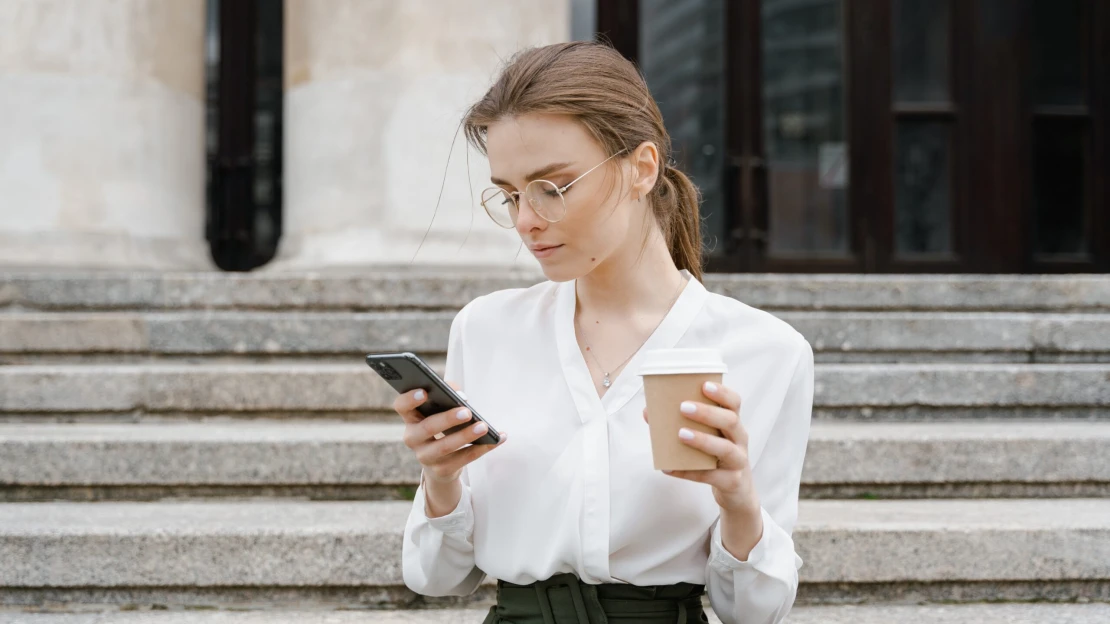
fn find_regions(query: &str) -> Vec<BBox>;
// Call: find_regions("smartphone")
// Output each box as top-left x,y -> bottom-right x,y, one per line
365,351 -> 501,445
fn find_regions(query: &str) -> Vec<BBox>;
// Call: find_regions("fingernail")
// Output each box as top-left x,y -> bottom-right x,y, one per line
473,422 -> 488,434
680,401 -> 697,414
456,408 -> 471,420
662,469 -> 673,474
414,390 -> 425,401
704,381 -> 717,393
678,428 -> 695,440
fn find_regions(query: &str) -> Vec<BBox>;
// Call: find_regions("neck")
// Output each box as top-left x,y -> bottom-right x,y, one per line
574,227 -> 687,321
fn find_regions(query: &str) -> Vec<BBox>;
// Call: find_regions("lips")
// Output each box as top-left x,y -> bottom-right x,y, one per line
531,244 -> 561,252
531,244 -> 563,259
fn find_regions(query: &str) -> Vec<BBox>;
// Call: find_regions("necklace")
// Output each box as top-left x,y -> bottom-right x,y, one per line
574,275 -> 687,389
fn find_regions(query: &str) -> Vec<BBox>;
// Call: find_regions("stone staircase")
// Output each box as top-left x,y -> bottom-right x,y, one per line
1,270 -> 1109,623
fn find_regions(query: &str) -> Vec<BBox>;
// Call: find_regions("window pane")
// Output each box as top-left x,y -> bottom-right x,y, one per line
639,0 -> 727,256
895,121 -> 952,255
762,0 -> 849,255
1033,119 -> 1088,255
1032,0 -> 1084,106
893,0 -> 951,103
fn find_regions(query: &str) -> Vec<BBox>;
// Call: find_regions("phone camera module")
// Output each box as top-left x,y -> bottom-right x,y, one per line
375,361 -> 402,381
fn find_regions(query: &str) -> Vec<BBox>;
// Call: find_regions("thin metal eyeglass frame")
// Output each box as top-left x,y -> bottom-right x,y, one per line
480,149 -> 628,228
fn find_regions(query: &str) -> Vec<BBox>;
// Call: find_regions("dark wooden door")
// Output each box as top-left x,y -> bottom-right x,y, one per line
854,0 -> 1110,273
597,0 -> 1110,273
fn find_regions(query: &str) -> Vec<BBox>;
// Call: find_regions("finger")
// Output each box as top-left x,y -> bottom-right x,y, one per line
662,468 -> 713,484
419,406 -> 477,441
421,419 -> 506,464
661,467 -> 733,491
435,430 -> 508,472
418,419 -> 486,464
679,400 -> 744,444
394,388 -> 430,425
701,381 -> 741,413
677,426 -> 747,469
445,380 -> 470,400
404,405 -> 471,447
679,400 -> 735,431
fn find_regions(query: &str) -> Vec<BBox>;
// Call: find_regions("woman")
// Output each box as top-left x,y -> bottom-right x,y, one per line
397,41 -> 814,624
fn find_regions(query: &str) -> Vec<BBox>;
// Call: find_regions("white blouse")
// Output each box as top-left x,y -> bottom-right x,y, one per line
402,268 -> 815,624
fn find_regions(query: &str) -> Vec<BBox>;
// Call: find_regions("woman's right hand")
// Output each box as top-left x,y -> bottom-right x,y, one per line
394,381 -> 507,487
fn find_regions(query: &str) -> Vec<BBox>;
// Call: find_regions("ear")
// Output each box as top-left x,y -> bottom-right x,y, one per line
629,141 -> 662,200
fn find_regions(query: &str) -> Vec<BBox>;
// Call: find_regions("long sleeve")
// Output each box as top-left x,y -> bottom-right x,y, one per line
401,301 -> 487,596
705,338 -> 815,624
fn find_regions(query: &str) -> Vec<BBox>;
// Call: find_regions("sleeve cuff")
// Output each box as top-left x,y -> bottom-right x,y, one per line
416,472 -> 474,536
708,507 -> 800,573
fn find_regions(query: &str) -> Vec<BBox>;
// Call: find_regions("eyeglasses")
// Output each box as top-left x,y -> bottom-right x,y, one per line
480,150 -> 627,229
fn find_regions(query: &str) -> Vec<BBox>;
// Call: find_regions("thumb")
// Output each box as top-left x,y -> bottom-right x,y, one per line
447,379 -> 468,400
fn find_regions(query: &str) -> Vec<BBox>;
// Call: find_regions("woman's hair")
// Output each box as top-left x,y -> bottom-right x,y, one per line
462,41 -> 704,281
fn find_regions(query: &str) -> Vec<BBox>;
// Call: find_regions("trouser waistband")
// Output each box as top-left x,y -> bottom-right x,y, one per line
491,572 -> 706,624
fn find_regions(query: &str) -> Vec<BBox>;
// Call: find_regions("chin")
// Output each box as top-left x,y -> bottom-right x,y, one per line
536,261 -> 585,284
539,267 -> 573,283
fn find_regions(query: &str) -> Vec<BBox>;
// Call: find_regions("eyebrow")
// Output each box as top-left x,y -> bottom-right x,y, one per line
490,161 -> 575,187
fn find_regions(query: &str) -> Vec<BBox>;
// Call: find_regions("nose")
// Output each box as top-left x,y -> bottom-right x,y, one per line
513,194 -> 547,237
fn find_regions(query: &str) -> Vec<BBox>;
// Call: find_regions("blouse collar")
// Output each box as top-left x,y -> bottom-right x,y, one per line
554,268 -> 710,422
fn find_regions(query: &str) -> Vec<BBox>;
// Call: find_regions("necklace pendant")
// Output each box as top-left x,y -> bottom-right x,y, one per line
602,374 -> 611,388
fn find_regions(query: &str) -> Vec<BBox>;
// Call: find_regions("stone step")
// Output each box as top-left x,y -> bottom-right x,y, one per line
3,603 -> 1110,624
0,499 -> 1107,607
2,421 -> 1107,501
1,363 -> 1106,421
1,311 -> 1108,363
3,272 -> 1109,312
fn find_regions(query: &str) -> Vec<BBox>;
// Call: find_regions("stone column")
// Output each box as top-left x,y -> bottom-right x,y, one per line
0,0 -> 212,270
271,0 -> 568,270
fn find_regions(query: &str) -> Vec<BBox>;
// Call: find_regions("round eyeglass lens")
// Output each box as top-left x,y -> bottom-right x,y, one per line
480,187 -> 517,228
524,180 -> 565,222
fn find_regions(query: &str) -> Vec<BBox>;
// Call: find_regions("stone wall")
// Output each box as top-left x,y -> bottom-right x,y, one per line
0,0 -> 212,270
272,0 -> 566,271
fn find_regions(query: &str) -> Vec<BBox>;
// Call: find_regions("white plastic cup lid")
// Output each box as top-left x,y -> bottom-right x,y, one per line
637,348 -> 728,376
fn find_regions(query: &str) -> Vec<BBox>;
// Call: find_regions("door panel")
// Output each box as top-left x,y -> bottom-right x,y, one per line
598,0 -> 1110,273
1027,0 -> 1104,270
761,0 -> 852,260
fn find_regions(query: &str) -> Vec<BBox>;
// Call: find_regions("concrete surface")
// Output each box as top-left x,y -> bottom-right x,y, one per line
4,273 -> 1109,312
2,363 -> 1108,414
1,499 -> 1108,586
1,421 -> 1107,492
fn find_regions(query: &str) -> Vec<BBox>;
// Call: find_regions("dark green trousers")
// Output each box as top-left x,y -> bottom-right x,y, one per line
482,572 -> 710,624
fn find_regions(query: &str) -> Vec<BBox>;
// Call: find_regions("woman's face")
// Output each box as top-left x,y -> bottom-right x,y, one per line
485,113 -> 654,282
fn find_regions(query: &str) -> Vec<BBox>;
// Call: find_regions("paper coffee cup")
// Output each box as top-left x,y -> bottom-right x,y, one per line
638,348 -> 728,471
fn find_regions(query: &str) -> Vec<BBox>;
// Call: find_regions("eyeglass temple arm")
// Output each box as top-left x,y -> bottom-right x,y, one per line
497,149 -> 629,199
557,149 -> 628,193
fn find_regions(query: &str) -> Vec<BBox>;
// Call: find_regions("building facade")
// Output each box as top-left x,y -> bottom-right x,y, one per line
2,0 -> 1107,273
0,0 -> 565,272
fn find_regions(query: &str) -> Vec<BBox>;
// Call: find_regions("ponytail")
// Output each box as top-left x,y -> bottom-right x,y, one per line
654,164 -> 704,282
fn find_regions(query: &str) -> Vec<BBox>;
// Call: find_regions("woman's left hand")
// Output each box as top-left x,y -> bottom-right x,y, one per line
642,380 -> 760,515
